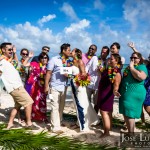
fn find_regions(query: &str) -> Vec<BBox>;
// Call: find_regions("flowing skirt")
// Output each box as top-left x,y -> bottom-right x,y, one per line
70,79 -> 99,131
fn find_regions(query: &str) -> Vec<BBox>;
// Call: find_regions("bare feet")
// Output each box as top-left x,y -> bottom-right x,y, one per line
6,124 -> 14,130
70,124 -> 79,129
100,133 -> 110,138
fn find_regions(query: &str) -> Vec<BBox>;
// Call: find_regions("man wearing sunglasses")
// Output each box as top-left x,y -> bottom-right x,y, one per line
0,42 -> 34,129
31,46 -> 50,62
0,42 -> 18,64
81,45 -> 101,115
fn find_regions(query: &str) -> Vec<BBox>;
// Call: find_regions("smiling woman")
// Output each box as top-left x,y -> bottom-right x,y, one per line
119,52 -> 148,134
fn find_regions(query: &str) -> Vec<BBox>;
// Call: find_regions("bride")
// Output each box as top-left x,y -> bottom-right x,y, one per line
70,48 -> 100,131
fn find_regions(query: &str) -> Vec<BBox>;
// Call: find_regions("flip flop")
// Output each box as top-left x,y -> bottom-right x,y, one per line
25,124 -> 39,130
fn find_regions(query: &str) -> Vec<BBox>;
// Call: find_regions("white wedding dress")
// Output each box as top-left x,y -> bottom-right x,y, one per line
70,66 -> 99,131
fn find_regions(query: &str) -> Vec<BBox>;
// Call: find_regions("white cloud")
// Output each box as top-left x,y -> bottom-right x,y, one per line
60,2 -> 78,21
64,19 -> 90,33
38,14 -> 56,26
0,22 -> 58,53
0,19 -> 149,62
123,0 -> 150,31
94,0 -> 104,11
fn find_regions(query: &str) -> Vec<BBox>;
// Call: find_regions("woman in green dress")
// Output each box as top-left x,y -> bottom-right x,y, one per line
119,52 -> 148,133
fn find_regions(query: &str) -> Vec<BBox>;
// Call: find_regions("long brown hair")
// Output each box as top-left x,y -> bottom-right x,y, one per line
132,52 -> 143,64
111,53 -> 122,66
75,48 -> 82,59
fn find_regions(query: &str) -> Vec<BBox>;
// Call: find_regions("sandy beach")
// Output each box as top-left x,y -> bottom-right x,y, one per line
0,86 -> 149,148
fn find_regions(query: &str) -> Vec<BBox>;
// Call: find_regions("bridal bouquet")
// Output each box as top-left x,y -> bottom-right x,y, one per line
74,73 -> 91,87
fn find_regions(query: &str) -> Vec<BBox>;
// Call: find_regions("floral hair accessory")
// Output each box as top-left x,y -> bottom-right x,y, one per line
74,73 -> 91,86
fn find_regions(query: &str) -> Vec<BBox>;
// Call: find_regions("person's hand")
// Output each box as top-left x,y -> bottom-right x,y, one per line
29,51 -> 34,58
12,45 -> 17,53
64,73 -> 68,77
129,59 -> 134,69
128,42 -> 135,49
44,86 -> 49,95
113,90 -> 121,97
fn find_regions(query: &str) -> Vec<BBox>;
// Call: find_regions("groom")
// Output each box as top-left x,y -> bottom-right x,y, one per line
44,43 -> 71,134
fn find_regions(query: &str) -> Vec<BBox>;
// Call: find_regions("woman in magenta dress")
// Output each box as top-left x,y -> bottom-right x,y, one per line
25,52 -> 49,121
97,53 -> 122,137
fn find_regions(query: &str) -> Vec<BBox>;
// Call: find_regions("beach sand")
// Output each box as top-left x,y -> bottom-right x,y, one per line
0,87 -> 149,148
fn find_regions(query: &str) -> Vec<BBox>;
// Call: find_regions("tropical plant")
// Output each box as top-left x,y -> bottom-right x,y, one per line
0,123 -> 119,150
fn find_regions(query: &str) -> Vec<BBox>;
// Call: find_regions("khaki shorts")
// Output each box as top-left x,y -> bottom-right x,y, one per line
10,86 -> 33,108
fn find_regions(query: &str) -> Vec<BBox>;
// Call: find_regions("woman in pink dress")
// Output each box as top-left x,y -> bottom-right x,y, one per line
25,52 -> 49,121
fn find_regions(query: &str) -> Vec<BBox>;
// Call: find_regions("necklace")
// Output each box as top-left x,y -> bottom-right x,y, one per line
98,56 -> 102,66
87,53 -> 92,60
61,55 -> 73,67
39,63 -> 45,85
98,56 -> 107,73
3,55 -> 12,62
108,64 -> 120,83
123,64 -> 138,77
19,59 -> 26,76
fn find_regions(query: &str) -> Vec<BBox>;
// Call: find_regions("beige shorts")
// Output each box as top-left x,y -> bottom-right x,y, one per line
10,86 -> 33,108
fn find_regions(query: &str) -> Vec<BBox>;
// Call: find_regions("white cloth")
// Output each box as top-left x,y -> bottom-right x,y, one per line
121,56 -> 125,65
71,66 -> 99,131
0,59 -> 23,93
85,56 -> 100,90
50,87 -> 67,131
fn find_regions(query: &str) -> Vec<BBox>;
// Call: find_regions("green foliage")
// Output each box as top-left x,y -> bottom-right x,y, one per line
0,124 -> 119,150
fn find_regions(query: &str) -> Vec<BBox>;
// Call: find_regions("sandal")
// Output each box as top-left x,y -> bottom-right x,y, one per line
25,124 -> 39,130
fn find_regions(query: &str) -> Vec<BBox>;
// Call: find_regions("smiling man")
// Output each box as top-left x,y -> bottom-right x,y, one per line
0,42 -> 34,129
31,46 -> 50,62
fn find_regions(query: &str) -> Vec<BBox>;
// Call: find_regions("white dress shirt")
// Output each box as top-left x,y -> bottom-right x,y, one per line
85,56 -> 100,90
0,59 -> 23,93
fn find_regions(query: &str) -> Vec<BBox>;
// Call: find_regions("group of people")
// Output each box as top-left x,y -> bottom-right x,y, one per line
0,42 -> 149,137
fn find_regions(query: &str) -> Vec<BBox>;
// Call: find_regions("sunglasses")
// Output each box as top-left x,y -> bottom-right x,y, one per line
130,57 -> 139,59
41,56 -> 48,59
43,48 -> 49,52
7,48 -> 13,52
89,47 -> 95,51
22,53 -> 28,56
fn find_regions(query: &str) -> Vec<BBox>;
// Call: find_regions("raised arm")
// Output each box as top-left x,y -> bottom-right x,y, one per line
128,42 -> 149,64
22,51 -> 34,66
12,45 -> 18,62
128,42 -> 138,53
129,60 -> 147,81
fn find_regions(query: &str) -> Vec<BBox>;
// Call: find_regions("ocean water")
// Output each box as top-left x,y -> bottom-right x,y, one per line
122,64 -> 128,73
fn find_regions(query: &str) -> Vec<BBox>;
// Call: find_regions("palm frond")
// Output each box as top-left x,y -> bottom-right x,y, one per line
0,124 -> 120,150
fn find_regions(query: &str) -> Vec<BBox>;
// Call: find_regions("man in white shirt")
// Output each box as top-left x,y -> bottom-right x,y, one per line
86,46 -> 110,113
0,57 -> 33,129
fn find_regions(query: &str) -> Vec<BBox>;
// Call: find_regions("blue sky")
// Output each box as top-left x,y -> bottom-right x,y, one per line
0,0 -> 150,63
